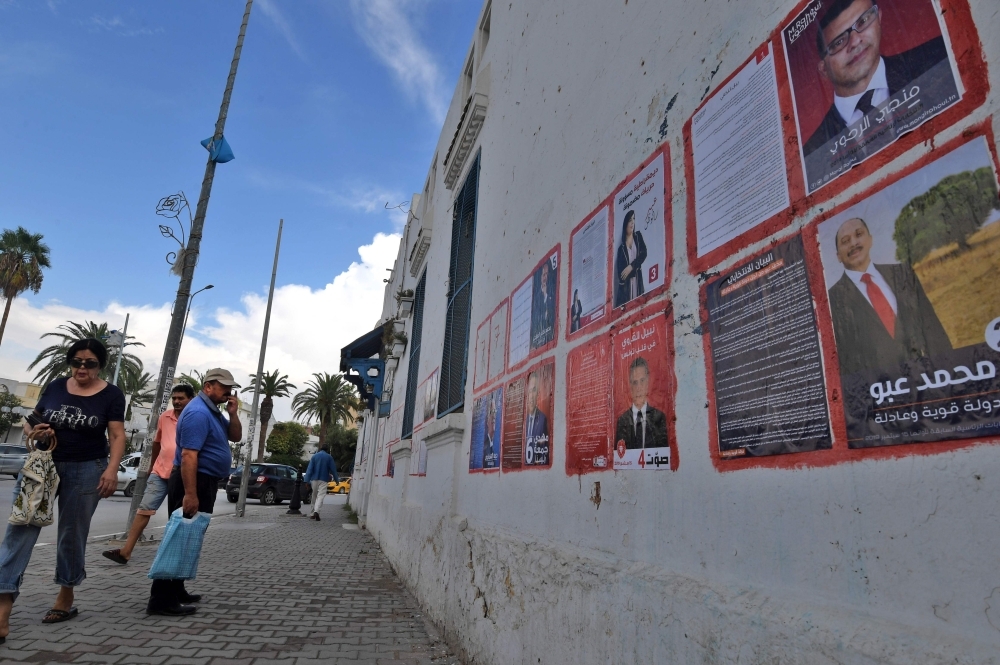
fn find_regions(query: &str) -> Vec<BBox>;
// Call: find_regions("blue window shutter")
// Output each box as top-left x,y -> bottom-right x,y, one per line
401,272 -> 427,438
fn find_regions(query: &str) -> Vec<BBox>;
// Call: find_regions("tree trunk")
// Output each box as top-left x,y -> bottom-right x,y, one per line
0,296 -> 12,349
256,396 -> 273,462
319,417 -> 329,447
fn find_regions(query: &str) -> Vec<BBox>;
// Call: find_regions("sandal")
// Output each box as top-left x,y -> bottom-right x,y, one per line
102,549 -> 128,565
41,607 -> 78,624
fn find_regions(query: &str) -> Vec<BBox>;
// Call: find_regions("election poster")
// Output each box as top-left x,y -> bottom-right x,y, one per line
488,300 -> 508,382
706,236 -> 833,458
569,205 -> 610,335
612,314 -> 672,469
815,137 -> 1000,447
566,336 -> 612,474
522,361 -> 555,467
509,249 -> 560,368
612,152 -> 667,308
470,387 -> 503,472
501,376 -> 525,470
474,318 -> 490,390
418,369 -> 438,425
692,43 -> 790,258
782,0 -> 962,194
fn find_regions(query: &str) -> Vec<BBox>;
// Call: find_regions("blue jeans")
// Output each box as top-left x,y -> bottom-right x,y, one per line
0,458 -> 107,600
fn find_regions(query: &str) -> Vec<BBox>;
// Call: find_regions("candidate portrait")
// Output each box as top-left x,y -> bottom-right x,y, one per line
523,370 -> 550,465
827,217 -> 952,375
483,396 -> 499,468
530,260 -> 556,348
615,356 -> 669,450
801,0 -> 950,156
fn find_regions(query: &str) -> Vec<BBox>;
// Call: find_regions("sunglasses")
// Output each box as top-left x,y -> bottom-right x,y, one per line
69,358 -> 101,369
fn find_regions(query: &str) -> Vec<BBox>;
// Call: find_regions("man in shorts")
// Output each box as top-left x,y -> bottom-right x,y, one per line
102,383 -> 195,565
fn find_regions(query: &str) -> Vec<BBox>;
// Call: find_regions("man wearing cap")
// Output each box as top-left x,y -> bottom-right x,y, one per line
146,369 -> 242,616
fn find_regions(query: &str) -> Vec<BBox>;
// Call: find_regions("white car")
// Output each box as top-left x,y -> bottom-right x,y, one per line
116,462 -> 137,497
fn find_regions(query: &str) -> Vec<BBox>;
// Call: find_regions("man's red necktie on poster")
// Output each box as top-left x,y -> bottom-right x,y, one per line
861,273 -> 896,337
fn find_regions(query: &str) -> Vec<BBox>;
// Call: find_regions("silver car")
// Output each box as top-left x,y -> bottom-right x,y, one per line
0,444 -> 27,478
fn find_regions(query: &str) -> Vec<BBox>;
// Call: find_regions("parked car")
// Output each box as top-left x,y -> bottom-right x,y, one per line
225,464 -> 311,505
327,477 -> 352,494
218,466 -> 238,490
122,452 -> 143,469
116,462 -> 137,497
0,443 -> 27,478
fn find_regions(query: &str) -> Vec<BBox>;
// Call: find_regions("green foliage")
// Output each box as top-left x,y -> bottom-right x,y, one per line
119,371 -> 155,421
265,421 -> 308,463
894,167 -> 1000,264
326,422 -> 358,475
0,226 -> 50,301
177,370 -> 205,394
26,321 -> 145,389
291,373 -> 361,446
242,370 -> 297,461
0,391 -> 23,439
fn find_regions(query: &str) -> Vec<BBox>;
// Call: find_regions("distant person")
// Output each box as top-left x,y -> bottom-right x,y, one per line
570,289 -> 583,332
524,372 -> 549,465
304,444 -> 339,521
103,383 -> 195,565
0,339 -> 126,639
615,357 -> 668,449
146,369 -> 242,616
803,0 -> 950,155
615,210 -> 647,307
827,217 -> 952,375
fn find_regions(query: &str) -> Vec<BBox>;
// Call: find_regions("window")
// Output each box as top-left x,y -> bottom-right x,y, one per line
402,271 -> 428,438
462,53 -> 475,101
438,153 -> 481,416
479,3 -> 491,58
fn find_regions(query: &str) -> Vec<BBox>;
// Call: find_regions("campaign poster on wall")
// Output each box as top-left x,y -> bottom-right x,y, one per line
612,153 -> 666,308
692,43 -> 790,258
782,0 -> 962,195
420,369 -> 439,425
522,361 -> 555,467
409,437 -> 428,476
815,137 -> 1000,447
509,249 -> 560,367
470,387 -> 503,471
501,377 -> 525,470
566,336 -> 612,474
612,315 -> 672,469
474,318 -> 490,390
569,205 -> 610,334
706,236 -> 833,458
489,300 -> 508,381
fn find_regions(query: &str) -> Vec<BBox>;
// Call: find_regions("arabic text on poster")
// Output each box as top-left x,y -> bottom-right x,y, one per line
566,337 -> 612,473
502,376 -> 525,470
613,153 -> 666,307
570,206 -> 610,334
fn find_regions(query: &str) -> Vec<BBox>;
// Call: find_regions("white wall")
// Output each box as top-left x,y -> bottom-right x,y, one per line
349,1 -> 1000,662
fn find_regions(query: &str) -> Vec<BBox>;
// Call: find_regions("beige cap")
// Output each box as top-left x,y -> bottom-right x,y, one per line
203,368 -> 241,388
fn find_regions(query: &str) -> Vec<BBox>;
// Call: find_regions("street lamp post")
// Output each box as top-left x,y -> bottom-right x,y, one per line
179,284 -> 214,354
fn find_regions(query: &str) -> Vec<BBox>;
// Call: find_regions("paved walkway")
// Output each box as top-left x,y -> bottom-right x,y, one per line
0,499 -> 460,665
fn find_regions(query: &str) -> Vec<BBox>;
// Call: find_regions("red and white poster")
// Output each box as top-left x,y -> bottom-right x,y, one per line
612,314 -> 673,470
566,336 -> 612,474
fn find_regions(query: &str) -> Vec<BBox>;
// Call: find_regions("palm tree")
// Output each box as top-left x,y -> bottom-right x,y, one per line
291,373 -> 360,447
27,321 -> 144,388
241,370 -> 296,462
0,227 -> 51,349
178,369 -> 206,394
119,371 -> 156,421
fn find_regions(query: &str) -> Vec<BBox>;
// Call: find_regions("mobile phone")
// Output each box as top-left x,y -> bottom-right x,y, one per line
26,412 -> 43,428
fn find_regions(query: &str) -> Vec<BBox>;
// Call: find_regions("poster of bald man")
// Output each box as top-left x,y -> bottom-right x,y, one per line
816,137 -> 1000,448
782,0 -> 961,194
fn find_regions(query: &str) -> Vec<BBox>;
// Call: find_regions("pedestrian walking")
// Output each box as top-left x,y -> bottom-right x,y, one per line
102,383 -> 194,565
145,369 -> 241,616
303,444 -> 339,521
0,339 -> 126,642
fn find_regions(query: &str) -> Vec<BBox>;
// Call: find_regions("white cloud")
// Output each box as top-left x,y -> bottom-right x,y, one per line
257,0 -> 307,61
348,0 -> 448,123
86,15 -> 162,37
0,232 -> 402,423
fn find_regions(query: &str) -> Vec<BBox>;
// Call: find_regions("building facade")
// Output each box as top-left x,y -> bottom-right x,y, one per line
348,0 -> 1000,661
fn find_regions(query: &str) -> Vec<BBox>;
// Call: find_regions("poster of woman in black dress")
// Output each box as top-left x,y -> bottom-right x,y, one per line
614,210 -> 647,307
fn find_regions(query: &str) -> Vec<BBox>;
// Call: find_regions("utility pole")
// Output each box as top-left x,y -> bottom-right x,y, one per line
122,0 -> 254,537
110,313 -> 130,386
236,220 -> 283,518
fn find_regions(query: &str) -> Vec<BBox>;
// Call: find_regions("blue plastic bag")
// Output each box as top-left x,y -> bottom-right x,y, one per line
148,508 -> 211,580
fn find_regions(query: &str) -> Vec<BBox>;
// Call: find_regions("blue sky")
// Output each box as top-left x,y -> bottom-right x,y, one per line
0,0 -> 481,417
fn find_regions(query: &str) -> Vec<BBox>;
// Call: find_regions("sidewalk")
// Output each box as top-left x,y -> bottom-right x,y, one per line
0,500 -> 460,665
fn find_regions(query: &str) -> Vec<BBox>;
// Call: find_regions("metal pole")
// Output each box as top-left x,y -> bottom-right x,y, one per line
179,284 -> 214,356
111,313 -> 129,386
122,0 -> 254,537
236,219 -> 283,518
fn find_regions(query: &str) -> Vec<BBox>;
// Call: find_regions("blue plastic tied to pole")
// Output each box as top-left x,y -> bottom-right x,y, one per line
200,135 -> 235,163
147,508 -> 212,580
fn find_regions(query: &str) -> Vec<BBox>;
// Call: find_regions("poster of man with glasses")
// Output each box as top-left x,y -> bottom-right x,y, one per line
782,0 -> 961,194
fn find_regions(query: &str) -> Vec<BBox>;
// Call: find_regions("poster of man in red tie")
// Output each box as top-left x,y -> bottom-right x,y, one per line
816,136 -> 1000,448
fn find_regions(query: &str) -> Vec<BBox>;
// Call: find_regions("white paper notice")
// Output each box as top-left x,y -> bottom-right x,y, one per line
489,301 -> 508,380
570,206 -> 609,333
693,44 -> 789,257
474,322 -> 489,389
508,280 -> 532,368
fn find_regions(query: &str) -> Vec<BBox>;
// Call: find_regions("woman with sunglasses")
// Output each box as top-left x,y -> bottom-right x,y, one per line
0,338 -> 126,640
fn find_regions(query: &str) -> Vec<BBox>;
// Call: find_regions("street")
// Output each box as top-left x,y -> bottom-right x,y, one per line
0,477 -> 341,545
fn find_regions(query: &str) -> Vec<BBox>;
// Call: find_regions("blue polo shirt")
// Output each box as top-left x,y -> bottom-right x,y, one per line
173,392 -> 232,478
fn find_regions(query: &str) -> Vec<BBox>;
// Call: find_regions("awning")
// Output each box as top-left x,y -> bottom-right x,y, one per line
339,323 -> 385,371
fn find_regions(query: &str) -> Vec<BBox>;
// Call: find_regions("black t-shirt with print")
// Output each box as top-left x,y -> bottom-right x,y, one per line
34,378 -> 126,462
